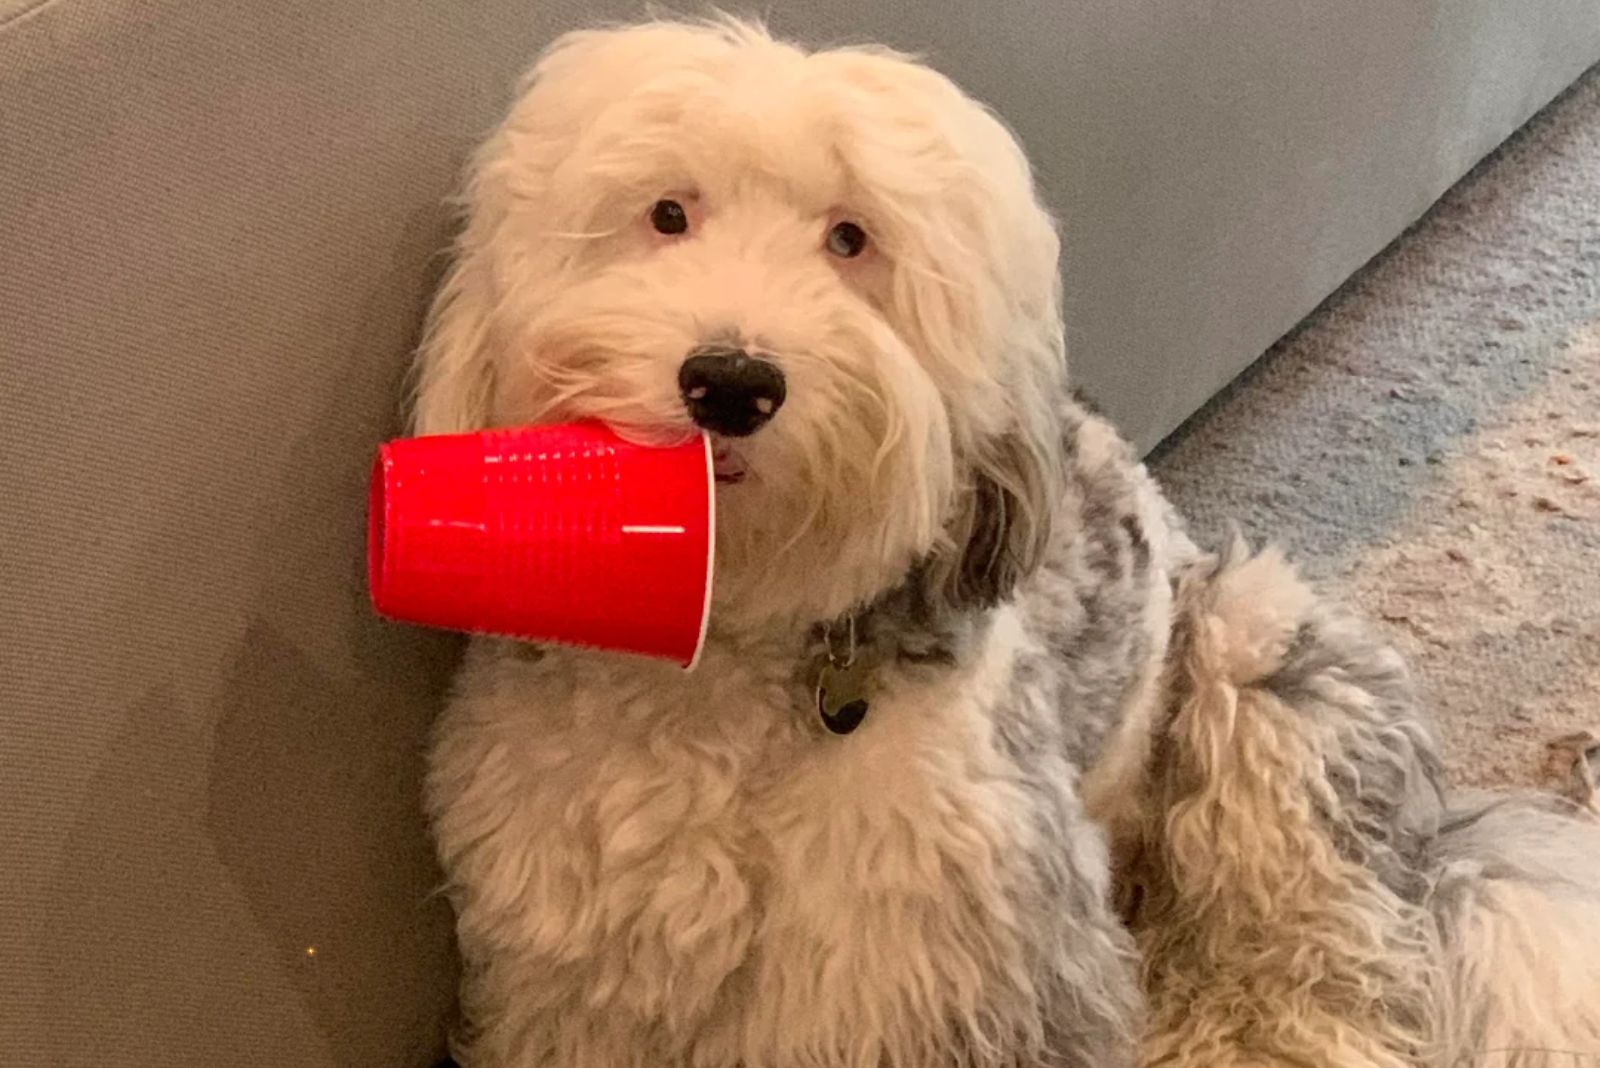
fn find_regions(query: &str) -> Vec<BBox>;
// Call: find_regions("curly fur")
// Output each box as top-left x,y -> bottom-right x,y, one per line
411,16 -> 1600,1068
1122,544 -> 1600,1067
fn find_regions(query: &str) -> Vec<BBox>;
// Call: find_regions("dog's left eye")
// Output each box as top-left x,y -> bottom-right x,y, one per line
650,199 -> 689,236
826,221 -> 868,258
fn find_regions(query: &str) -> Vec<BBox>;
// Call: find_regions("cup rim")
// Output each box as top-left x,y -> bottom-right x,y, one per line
681,430 -> 716,671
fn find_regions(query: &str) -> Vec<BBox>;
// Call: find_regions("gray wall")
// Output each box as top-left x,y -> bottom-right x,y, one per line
2,0 -> 1597,1065
762,1 -> 1600,449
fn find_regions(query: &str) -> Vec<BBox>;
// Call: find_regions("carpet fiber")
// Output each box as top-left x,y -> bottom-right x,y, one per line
1148,64 -> 1600,793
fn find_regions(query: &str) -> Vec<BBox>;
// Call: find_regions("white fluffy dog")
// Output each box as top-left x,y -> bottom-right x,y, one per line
413,18 -> 1600,1068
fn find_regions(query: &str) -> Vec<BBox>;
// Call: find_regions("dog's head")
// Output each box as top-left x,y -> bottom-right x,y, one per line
414,19 -> 1067,630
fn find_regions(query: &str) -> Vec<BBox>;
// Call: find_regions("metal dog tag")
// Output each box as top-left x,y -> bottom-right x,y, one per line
816,658 -> 871,735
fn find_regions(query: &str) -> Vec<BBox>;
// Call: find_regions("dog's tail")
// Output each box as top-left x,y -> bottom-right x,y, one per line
1431,794 -> 1600,1067
1133,543 -> 1449,1068
1135,541 -> 1600,1068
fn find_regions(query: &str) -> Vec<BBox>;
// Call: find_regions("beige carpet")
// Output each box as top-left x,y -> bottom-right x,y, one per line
1149,64 -> 1600,794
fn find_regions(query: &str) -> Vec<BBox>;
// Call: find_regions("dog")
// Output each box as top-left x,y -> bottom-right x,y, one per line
411,18 -> 1600,1067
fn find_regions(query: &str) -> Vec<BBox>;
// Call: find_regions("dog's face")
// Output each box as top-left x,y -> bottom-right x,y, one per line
415,20 -> 1067,630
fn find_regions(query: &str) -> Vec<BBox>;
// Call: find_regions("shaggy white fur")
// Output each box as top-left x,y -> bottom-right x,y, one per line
419,19 -> 1142,1066
414,18 -> 1062,632
411,16 -> 1600,1068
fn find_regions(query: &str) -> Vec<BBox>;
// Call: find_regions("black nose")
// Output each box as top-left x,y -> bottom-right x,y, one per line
678,346 -> 786,437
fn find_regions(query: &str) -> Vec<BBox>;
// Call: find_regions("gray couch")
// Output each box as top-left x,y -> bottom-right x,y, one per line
3,1 -> 1596,1064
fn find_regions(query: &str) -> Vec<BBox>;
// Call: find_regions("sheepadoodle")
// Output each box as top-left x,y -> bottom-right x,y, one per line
412,18 -> 1600,1068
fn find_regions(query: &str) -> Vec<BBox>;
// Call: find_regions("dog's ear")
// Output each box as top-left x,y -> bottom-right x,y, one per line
410,255 -> 497,436
937,415 -> 1061,611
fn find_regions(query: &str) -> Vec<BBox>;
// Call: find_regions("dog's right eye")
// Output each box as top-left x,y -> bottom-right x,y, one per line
825,221 -> 868,259
650,199 -> 689,236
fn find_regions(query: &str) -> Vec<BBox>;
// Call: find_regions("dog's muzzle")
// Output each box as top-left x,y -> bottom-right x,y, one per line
678,345 -> 786,437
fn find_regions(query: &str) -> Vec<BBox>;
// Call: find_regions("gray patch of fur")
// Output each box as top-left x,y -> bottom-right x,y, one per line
835,397 -> 1162,1064
1014,405 -> 1165,772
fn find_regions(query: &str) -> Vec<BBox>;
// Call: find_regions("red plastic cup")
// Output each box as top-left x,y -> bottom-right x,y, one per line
367,422 -> 714,667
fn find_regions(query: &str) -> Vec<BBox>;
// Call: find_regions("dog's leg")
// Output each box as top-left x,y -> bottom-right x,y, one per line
1129,544 -> 1450,1068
